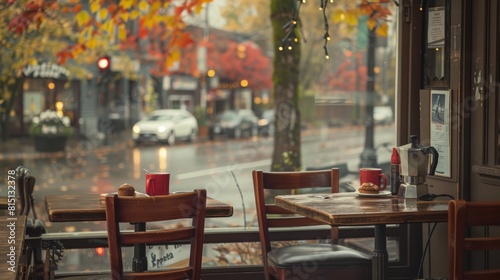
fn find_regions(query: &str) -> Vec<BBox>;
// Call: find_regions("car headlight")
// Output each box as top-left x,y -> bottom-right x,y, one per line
158,126 -> 166,133
132,125 -> 140,134
258,119 -> 269,126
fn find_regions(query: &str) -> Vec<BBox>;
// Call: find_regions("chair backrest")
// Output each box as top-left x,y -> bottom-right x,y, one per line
252,169 -> 340,253
105,189 -> 207,280
15,166 -> 42,223
16,166 -> 30,216
448,200 -> 500,280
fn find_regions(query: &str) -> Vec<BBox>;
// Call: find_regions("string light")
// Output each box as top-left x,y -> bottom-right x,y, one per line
279,0 -> 302,52
280,0 -> 400,60
280,0 -> 331,60
321,0 -> 330,59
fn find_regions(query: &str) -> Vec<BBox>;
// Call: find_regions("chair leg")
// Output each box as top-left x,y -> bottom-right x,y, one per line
42,240 -> 64,280
18,249 -> 31,280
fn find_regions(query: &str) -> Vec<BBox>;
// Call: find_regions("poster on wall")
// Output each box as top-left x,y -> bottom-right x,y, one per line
430,90 -> 451,177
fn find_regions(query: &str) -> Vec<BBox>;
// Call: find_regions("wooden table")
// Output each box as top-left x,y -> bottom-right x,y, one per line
0,216 -> 26,280
45,194 -> 233,222
274,192 -> 449,280
0,197 -> 8,209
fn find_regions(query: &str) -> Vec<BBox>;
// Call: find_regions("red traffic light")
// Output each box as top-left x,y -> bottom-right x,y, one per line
97,56 -> 111,72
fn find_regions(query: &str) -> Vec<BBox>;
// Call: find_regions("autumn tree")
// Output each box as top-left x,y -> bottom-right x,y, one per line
0,0 -> 211,141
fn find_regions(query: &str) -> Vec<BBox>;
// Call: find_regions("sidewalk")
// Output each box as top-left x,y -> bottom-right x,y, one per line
0,131 -> 132,161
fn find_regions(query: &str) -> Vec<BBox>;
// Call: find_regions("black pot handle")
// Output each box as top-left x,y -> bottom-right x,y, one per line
422,146 -> 439,175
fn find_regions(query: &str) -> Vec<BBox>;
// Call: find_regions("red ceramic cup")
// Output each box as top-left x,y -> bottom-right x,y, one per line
359,168 -> 388,190
145,172 -> 170,196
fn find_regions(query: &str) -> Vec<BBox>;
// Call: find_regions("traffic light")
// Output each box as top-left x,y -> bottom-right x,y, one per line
97,56 -> 111,72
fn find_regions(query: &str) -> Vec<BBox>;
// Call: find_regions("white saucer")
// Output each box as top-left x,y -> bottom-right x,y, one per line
354,190 -> 392,197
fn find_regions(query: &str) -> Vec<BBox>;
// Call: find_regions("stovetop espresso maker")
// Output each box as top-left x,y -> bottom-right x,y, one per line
396,135 -> 439,198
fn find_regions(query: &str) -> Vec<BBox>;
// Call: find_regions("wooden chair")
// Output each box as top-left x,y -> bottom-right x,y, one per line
105,189 -> 207,280
252,169 -> 372,280
448,200 -> 500,280
13,166 -> 47,280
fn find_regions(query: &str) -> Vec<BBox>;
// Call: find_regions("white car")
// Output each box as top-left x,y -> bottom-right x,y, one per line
373,106 -> 394,125
132,109 -> 198,145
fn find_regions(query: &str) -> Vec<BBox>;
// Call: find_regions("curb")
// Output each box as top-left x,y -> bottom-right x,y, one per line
0,136 -> 132,161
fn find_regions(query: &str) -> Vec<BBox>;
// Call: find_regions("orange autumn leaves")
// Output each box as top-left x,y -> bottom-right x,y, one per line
332,0 -> 394,37
6,0 -> 211,70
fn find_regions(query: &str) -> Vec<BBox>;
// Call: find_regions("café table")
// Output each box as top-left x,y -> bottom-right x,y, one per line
274,192 -> 449,280
0,215 -> 27,280
45,193 -> 233,272
0,197 -> 8,209
45,193 -> 233,222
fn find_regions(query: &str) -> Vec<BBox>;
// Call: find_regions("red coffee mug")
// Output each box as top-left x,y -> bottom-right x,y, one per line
359,168 -> 388,190
145,172 -> 170,196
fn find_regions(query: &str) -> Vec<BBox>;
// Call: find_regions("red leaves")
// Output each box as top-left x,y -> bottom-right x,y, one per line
8,14 -> 30,34
7,0 -> 57,34
359,0 -> 393,20
73,3 -> 82,13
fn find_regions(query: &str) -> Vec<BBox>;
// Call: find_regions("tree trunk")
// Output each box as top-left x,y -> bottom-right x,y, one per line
270,1 -> 302,172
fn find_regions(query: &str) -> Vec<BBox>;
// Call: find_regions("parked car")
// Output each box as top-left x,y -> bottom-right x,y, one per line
132,109 -> 198,145
209,110 -> 259,140
373,106 -> 393,125
257,109 -> 275,136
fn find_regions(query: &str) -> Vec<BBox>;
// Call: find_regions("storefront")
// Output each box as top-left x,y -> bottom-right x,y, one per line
9,62 -> 80,136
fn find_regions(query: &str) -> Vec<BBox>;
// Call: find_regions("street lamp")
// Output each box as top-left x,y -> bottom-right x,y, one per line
359,29 -> 377,168
96,55 -> 112,145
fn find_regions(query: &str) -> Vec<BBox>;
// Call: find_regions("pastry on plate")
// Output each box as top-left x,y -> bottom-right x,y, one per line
358,182 -> 380,194
118,183 -> 136,196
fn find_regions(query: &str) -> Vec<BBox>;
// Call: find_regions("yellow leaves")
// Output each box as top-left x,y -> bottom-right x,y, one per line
194,3 -> 204,14
142,16 -> 155,29
120,12 -> 129,22
120,0 -> 134,10
130,10 -> 141,20
102,20 -> 115,35
332,9 -> 358,26
138,0 -> 148,12
376,22 -> 388,37
85,37 -> 97,49
90,0 -> 100,13
99,9 -> 109,20
331,9 -> 345,24
166,49 -> 181,69
118,25 -> 127,41
344,11 -> 359,26
76,11 -> 90,27
367,18 -> 377,31
150,1 -> 161,12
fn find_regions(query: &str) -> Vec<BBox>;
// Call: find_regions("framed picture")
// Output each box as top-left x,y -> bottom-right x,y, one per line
430,90 -> 451,177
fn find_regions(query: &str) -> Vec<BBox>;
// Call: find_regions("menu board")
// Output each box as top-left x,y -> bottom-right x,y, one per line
427,7 -> 446,48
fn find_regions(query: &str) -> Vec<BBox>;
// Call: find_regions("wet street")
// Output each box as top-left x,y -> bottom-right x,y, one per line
1,125 -> 394,234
